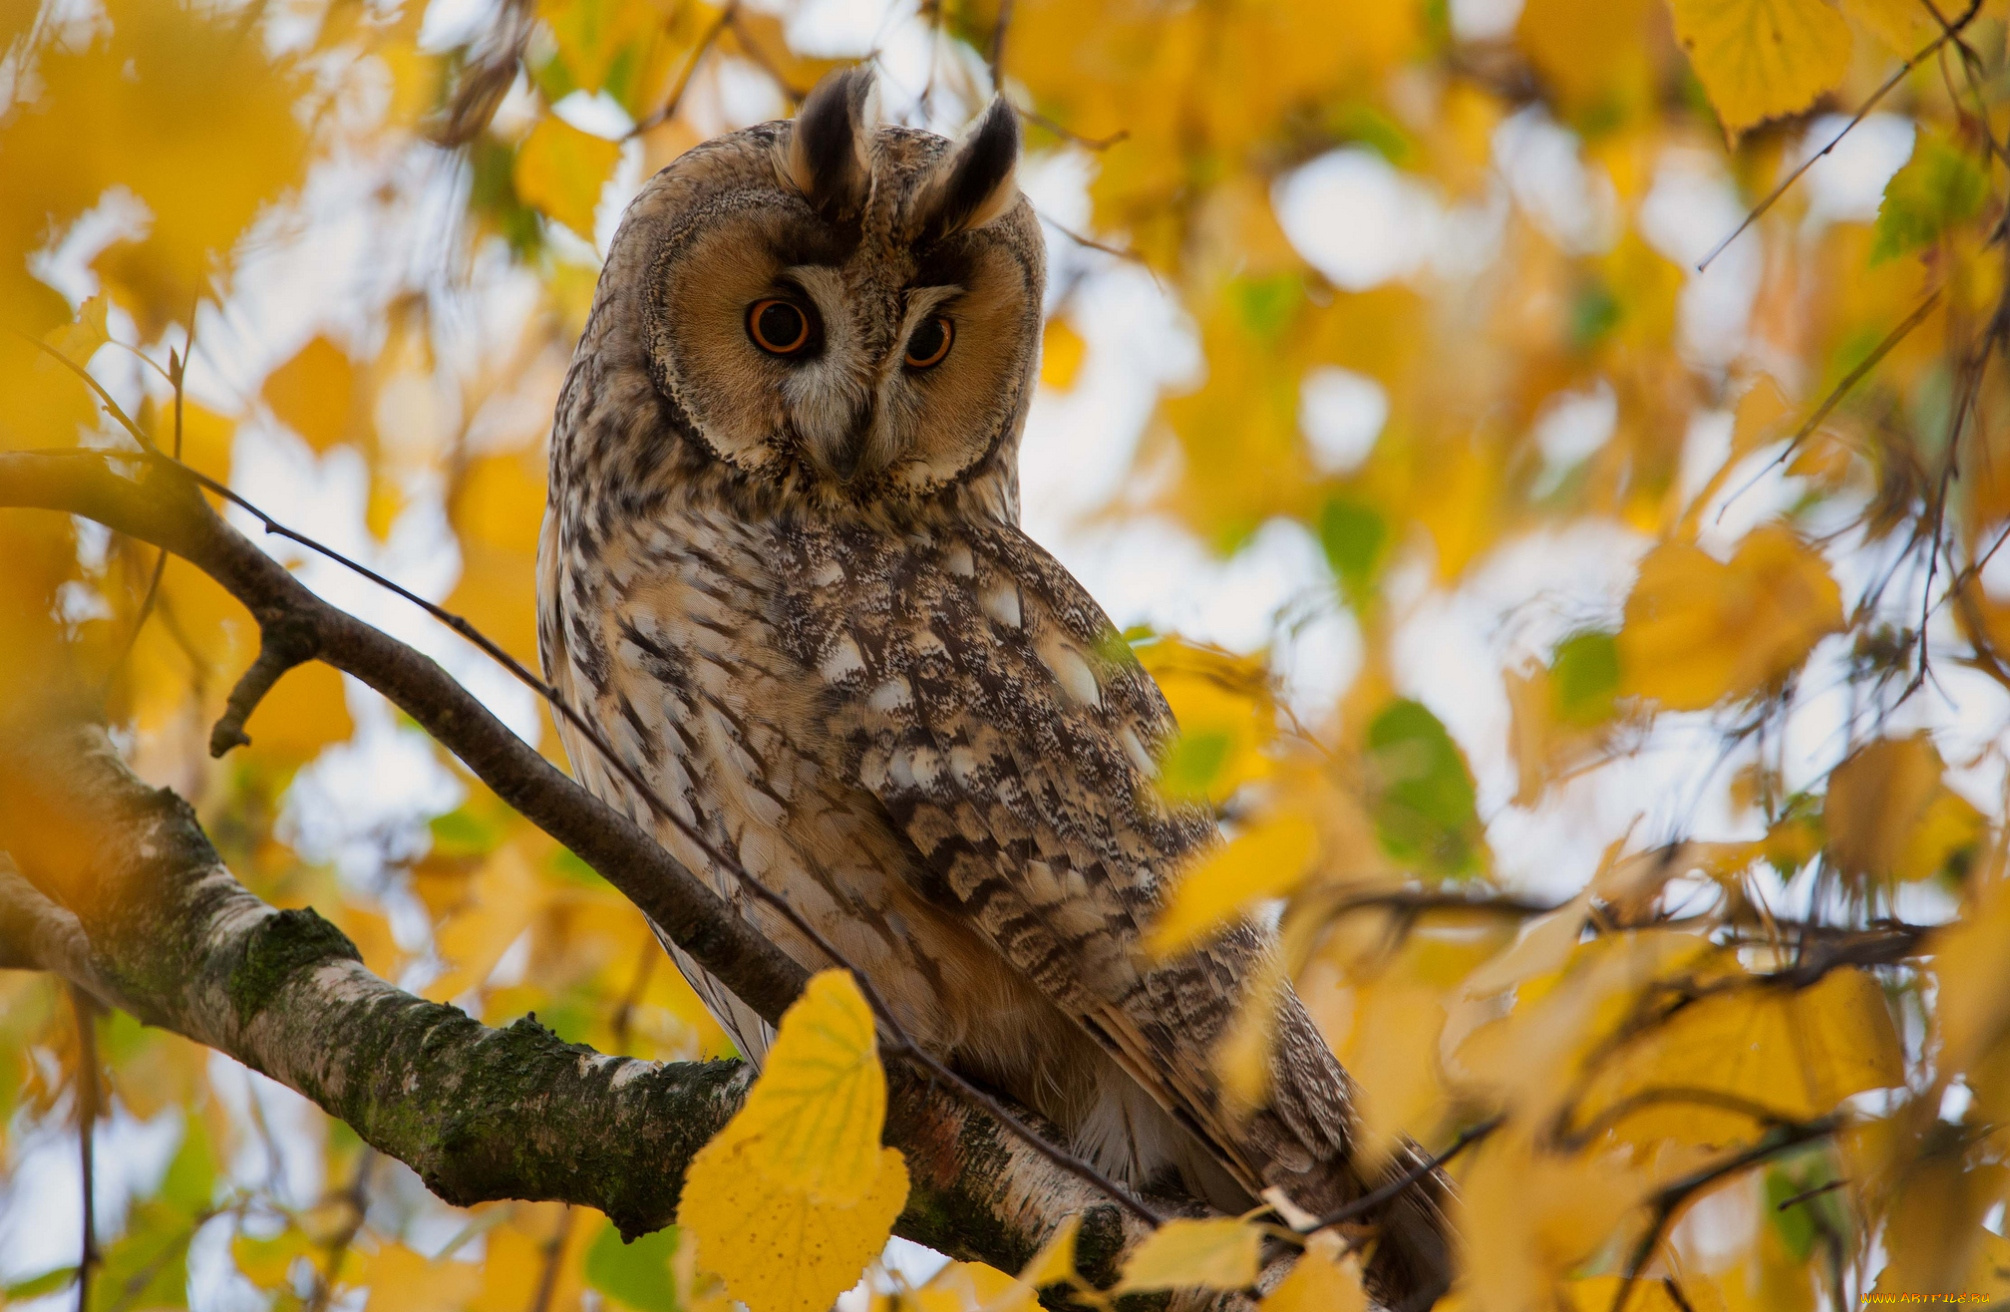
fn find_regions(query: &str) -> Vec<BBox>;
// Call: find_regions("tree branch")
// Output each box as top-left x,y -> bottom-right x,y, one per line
0,717 -> 1205,1292
0,452 -> 1259,1299
0,448 -> 809,1029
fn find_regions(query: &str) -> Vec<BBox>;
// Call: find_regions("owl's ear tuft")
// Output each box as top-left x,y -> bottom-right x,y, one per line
784,66 -> 877,218
913,96 -> 1021,243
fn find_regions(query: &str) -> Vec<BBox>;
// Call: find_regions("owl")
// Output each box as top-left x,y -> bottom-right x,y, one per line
536,69 -> 1449,1308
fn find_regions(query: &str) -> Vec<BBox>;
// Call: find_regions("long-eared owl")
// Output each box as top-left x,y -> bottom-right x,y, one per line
536,69 -> 1450,1308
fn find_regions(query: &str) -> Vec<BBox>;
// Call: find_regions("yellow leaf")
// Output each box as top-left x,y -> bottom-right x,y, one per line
1825,734 -> 1984,883
679,971 -> 909,1312
1114,1218 -> 1262,1293
683,1138 -> 908,1312
1842,0 -> 1939,57
700,971 -> 889,1202
1151,811 -> 1317,954
40,293 -> 111,368
264,336 -> 359,453
1668,0 -> 1852,134
1018,1214 -> 1080,1289
1934,871 -> 2010,1074
242,660 -> 354,765
446,451 -> 550,665
1139,639 -> 1276,805
515,116 -> 622,241
357,1242 -> 482,1311
2,0 -> 310,333
1619,527 -> 1843,710
1259,1240 -> 1366,1312
910,1260 -> 1030,1312
1456,1129 -> 1640,1312
1040,318 -> 1087,391
1579,967 -> 1902,1147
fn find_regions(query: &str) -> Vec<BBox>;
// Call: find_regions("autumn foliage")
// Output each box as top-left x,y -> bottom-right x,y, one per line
5,0 -> 2010,1308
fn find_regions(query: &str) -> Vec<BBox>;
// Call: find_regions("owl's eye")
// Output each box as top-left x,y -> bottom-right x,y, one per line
904,317 -> 954,369
747,299 -> 814,356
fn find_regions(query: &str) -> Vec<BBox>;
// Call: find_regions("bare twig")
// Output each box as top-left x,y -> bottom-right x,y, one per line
1776,1178 -> 1847,1211
72,984 -> 99,1312
1696,0 -> 1985,273
208,613 -> 319,756
528,1208 -> 575,1312
1608,1119 -> 1841,1312
1722,289 -> 1942,512
1310,1117 -> 1501,1232
305,1149 -> 374,1312
988,0 -> 1014,88
1017,105 -> 1127,152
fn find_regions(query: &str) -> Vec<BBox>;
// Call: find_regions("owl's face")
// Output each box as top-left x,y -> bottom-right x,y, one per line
623,70 -> 1044,506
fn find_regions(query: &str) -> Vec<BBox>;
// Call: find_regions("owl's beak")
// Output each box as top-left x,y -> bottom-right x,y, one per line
826,405 -> 877,482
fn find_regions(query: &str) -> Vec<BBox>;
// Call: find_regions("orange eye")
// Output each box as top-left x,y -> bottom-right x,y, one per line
904,316 -> 954,369
748,299 -> 812,355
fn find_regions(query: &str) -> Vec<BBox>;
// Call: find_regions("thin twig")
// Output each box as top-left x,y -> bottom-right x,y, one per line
1776,1177 -> 1847,1211
528,1208 -> 575,1312
1721,289 -> 1943,516
1017,105 -> 1127,152
1310,1117 -> 1501,1231
988,0 -> 1014,88
1696,0 -> 1985,273
71,985 -> 99,1312
1608,1119 -> 1840,1312
305,1148 -> 374,1312
1043,214 -> 1148,265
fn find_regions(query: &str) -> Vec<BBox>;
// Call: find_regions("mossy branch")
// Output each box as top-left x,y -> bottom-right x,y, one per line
0,717 -> 1201,1285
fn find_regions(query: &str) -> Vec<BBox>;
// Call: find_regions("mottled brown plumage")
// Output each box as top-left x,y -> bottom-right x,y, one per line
536,70 -> 1449,1307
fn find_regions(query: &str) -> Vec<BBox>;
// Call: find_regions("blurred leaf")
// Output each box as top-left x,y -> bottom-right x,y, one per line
1580,967 -> 1903,1148
1258,1242 -> 1366,1312
1018,1215 -> 1080,1289
264,336 -> 361,454
1040,318 -> 1086,391
586,1220 -> 682,1312
1873,132 -> 1987,266
1364,699 -> 1481,877
1318,497 -> 1387,607
1618,528 -> 1843,710
1,0 -> 310,332
1114,1218 -> 1262,1293
1151,810 -> 1318,954
514,116 -> 621,241
1825,734 -> 1985,884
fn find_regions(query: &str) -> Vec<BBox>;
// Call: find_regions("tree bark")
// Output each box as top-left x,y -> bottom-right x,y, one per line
0,451 -> 1237,1298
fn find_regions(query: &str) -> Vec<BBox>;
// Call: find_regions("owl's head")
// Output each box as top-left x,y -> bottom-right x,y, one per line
580,68 -> 1044,516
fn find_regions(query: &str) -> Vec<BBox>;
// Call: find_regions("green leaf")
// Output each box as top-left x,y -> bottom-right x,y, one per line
1365,699 -> 1481,877
6,1266 -> 79,1301
586,1219 -> 682,1312
1158,729 -> 1233,799
1550,630 -> 1620,726
90,1199 -> 193,1310
1872,133 -> 1988,265
161,1109 -> 217,1211
1319,497 -> 1387,606
429,806 -> 502,859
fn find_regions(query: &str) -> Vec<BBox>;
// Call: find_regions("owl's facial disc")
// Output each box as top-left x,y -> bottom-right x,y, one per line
641,73 -> 1043,503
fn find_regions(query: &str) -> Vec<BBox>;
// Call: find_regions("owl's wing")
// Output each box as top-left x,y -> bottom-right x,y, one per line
782,521 -> 1354,1200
